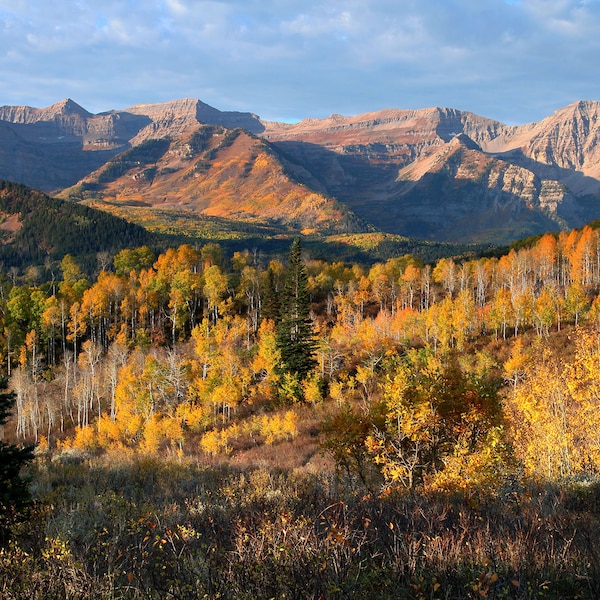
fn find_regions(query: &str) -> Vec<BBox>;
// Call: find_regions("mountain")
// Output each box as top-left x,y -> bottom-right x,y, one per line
482,101 -> 600,196
262,102 -> 600,241
0,98 -> 263,193
61,125 -> 360,234
388,134 -> 562,243
123,98 -> 265,139
0,98 -> 360,236
2,98 -> 600,243
0,98 -> 143,191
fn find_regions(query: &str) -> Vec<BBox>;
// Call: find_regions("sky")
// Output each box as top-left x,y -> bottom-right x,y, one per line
0,0 -> 599,125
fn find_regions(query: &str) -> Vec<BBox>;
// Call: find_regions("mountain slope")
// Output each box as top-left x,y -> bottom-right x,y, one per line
62,125 -> 361,234
0,180 -> 154,270
386,134 -> 563,242
263,102 -> 600,241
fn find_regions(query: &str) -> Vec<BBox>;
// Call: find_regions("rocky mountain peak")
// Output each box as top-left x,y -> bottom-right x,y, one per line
397,132 -> 485,183
0,98 -> 91,124
448,133 -> 482,151
48,98 -> 91,118
125,98 -> 264,135
554,99 -> 600,119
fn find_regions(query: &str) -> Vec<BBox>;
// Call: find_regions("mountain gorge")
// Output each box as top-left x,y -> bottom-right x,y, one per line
1,97 -> 600,244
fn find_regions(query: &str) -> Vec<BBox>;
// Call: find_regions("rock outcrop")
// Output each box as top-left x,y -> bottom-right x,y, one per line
262,101 -> 600,241
2,97 -> 600,242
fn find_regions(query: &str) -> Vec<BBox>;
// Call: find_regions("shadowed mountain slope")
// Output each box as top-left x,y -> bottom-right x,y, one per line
0,179 -> 154,270
2,98 -> 600,243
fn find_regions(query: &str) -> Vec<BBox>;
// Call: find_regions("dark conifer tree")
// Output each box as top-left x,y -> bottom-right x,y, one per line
276,239 -> 316,380
261,266 -> 280,322
0,381 -> 35,543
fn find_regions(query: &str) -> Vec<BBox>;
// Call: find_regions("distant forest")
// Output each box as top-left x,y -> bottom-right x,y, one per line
0,180 -> 154,271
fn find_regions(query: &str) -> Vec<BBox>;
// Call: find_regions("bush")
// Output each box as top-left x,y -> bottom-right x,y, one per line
3,456 -> 600,598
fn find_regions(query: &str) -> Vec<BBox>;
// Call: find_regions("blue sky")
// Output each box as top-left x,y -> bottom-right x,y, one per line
0,0 -> 599,124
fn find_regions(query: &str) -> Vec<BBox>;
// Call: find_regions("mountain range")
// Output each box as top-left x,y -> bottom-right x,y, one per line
2,97 -> 600,244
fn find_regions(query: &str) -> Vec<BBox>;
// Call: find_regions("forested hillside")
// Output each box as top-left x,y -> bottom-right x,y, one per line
3,230 -> 600,598
0,180 -> 154,271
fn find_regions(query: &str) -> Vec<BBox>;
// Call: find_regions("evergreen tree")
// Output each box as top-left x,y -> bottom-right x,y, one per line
261,266 -> 280,322
0,381 -> 35,543
276,239 -> 316,381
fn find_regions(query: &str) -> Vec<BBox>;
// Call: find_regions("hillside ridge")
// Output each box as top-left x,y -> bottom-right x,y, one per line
1,97 -> 600,243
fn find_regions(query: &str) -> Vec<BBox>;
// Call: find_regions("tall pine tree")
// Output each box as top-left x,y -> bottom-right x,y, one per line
0,382 -> 35,543
276,239 -> 316,381
261,265 -> 280,322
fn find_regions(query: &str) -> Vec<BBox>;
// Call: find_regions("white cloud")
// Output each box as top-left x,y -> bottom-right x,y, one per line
163,0 -> 188,17
0,0 -> 598,122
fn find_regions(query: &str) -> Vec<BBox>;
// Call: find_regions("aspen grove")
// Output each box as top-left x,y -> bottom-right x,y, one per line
1,227 -> 600,488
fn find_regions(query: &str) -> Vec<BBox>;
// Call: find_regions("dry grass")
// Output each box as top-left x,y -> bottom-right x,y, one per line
2,455 -> 600,599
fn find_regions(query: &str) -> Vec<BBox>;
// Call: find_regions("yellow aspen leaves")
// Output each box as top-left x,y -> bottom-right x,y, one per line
200,428 -> 230,456
505,332 -> 600,479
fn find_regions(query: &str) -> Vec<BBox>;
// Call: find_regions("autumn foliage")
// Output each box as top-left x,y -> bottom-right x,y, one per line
3,226 -> 600,488
4,228 -> 600,597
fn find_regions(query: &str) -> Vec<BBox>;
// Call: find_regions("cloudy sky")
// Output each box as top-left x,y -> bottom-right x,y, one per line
0,0 -> 599,124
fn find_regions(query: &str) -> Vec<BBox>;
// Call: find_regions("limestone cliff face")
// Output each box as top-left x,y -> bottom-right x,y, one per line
500,102 -> 600,190
124,98 -> 264,143
264,100 -> 600,177
384,135 -> 564,242
0,98 -> 145,146
0,98 -> 263,192
3,97 -> 600,243
263,107 -> 510,167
